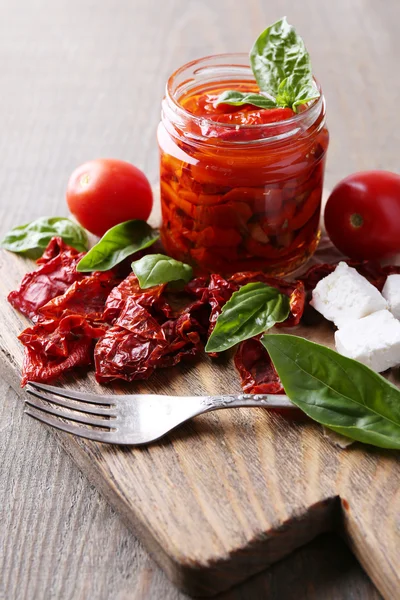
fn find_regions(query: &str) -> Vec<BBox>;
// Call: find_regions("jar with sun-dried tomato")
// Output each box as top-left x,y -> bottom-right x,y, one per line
158,54 -> 329,276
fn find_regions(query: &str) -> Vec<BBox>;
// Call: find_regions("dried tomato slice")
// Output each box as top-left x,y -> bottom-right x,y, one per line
21,340 -> 93,387
208,274 -> 238,335
19,314 -> 106,385
37,236 -> 76,263
159,299 -> 210,363
39,271 -> 119,321
301,263 -> 336,291
95,296 -> 206,383
103,272 -> 172,323
301,260 -> 400,293
234,338 -> 284,394
277,280 -> 305,328
185,276 -> 209,299
8,237 -> 85,319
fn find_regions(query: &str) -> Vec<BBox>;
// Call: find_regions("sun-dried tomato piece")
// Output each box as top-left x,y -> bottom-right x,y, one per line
208,274 -> 238,335
95,295 -> 207,383
39,271 -> 119,321
234,338 -> 284,394
185,276 -> 209,299
116,297 -> 166,339
8,237 -> 85,319
94,326 -> 164,383
301,263 -> 336,291
21,340 -> 93,387
159,299 -> 210,364
158,317 -> 200,368
95,297 -> 168,383
37,236 -> 75,263
284,280 -> 305,327
350,261 -> 400,292
302,260 -> 400,293
19,314 -> 106,385
103,272 -> 172,323
382,264 -> 400,278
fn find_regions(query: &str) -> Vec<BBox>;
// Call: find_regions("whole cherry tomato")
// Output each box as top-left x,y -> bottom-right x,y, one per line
66,159 -> 153,237
324,171 -> 400,260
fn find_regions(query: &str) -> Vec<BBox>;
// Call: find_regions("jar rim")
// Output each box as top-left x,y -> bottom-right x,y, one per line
165,52 -> 324,135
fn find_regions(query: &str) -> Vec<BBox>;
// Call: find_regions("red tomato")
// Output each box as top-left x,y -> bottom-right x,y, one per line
66,159 -> 153,237
324,171 -> 400,260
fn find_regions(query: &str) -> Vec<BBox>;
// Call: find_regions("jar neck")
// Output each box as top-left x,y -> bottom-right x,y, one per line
161,53 -> 326,148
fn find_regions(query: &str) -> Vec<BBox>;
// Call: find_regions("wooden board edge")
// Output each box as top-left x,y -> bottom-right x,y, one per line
339,505 -> 400,600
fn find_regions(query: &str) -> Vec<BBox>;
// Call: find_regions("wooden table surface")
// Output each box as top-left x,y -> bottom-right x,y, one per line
0,0 -> 398,598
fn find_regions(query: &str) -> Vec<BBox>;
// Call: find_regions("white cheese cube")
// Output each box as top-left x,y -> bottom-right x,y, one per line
335,310 -> 400,372
310,261 -> 387,328
382,274 -> 400,320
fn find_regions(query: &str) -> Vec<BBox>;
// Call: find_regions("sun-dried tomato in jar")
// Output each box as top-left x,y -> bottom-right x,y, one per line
158,54 -> 329,276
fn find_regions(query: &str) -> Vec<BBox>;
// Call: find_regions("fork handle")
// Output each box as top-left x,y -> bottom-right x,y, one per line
201,393 -> 296,411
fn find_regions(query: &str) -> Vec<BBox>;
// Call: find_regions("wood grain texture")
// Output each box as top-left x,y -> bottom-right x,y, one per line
1,0 -> 399,598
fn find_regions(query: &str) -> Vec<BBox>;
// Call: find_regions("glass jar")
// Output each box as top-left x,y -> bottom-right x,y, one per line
158,54 -> 329,276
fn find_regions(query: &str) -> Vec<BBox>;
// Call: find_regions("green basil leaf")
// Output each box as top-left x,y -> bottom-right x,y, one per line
275,78 -> 320,110
0,216 -> 88,257
131,253 -> 193,289
215,90 -> 278,109
261,334 -> 400,450
250,17 -> 319,111
77,220 -> 159,272
205,282 -> 290,353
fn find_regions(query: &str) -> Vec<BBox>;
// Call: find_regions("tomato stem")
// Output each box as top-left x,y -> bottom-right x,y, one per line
350,213 -> 363,228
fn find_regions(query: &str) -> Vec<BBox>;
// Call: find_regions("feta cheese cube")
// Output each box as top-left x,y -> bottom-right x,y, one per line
382,274 -> 400,320
310,261 -> 387,328
335,310 -> 400,372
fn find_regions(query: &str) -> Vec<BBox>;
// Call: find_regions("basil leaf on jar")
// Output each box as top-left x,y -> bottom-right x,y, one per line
276,78 -> 321,111
262,334 -> 400,450
77,220 -> 159,272
216,90 -> 278,109
131,253 -> 193,289
205,282 -> 290,353
250,17 -> 319,110
0,216 -> 89,258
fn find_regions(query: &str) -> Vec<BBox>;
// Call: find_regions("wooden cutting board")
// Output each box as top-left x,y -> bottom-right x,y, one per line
0,218 -> 399,599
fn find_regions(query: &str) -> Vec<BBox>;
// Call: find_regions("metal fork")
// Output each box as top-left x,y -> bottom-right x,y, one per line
25,381 -> 296,445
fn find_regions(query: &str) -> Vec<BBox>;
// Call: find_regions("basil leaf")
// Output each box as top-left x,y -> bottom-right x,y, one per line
216,90 -> 278,109
205,282 -> 290,353
77,220 -> 158,272
276,78 -> 320,111
262,334 -> 400,450
0,216 -> 88,257
131,253 -> 193,289
250,17 -> 319,111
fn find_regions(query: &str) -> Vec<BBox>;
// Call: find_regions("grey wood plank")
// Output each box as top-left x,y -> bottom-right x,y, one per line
1,0 -> 397,597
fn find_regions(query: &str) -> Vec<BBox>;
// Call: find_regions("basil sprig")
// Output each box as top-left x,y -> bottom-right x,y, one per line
77,220 -> 159,272
262,334 -> 400,450
216,17 -> 320,112
131,253 -> 193,289
205,282 -> 290,353
0,216 -> 88,258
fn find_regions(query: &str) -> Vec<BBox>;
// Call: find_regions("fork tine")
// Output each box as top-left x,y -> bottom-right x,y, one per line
25,408 -> 115,443
26,388 -> 117,416
25,397 -> 114,428
26,382 -> 116,405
